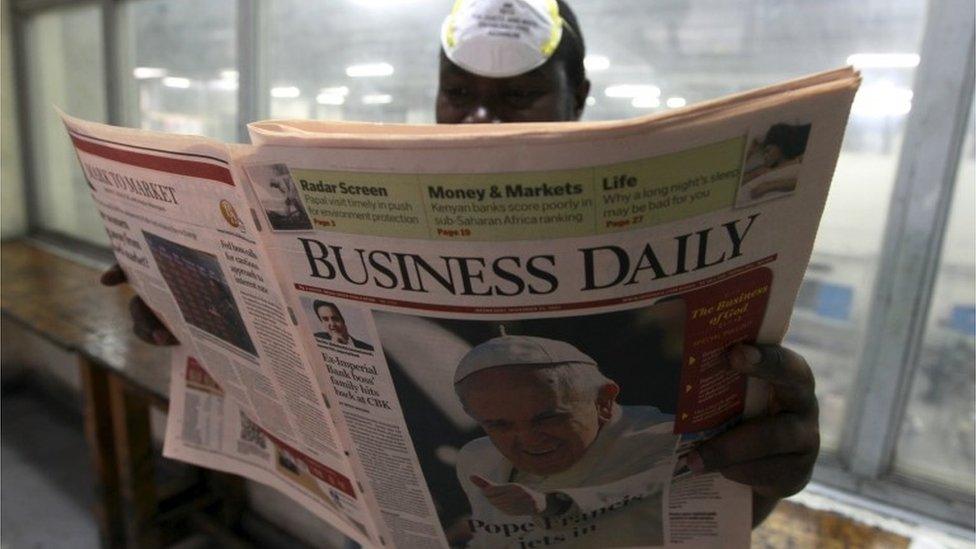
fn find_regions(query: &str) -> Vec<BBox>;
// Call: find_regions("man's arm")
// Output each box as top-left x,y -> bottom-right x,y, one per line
101,264 -> 179,345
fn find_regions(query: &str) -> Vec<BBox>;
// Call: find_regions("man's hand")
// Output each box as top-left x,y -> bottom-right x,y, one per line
470,475 -> 547,516
101,264 -> 179,346
686,344 -> 819,526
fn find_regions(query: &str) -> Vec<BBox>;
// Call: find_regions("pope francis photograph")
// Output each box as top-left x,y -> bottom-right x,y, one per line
453,335 -> 679,548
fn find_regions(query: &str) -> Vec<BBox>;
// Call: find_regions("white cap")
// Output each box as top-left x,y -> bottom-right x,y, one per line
441,0 -> 565,78
454,335 -> 597,384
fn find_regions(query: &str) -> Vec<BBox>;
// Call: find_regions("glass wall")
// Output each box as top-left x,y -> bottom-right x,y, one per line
265,1 -> 443,123
25,4 -> 109,245
119,0 -> 237,141
894,102 -> 975,492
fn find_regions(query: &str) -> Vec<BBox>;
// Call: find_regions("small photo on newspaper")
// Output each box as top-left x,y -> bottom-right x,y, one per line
736,121 -> 812,208
142,231 -> 257,355
302,297 -> 375,355
373,300 -> 686,548
244,163 -> 314,231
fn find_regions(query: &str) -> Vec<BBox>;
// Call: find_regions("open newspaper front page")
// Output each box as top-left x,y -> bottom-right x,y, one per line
64,67 -> 859,548
59,114 -> 385,546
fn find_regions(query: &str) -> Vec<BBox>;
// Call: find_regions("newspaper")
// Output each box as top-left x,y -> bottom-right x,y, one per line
61,66 -> 860,548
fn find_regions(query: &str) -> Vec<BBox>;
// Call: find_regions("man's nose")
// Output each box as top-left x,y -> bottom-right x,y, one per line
461,105 -> 502,124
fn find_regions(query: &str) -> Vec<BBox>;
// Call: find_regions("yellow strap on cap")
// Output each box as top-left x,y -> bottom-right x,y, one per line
444,0 -> 465,49
540,0 -> 563,57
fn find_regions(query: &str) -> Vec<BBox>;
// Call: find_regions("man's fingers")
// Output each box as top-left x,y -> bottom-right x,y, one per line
715,454 -> 816,498
100,263 -> 127,286
727,344 -> 816,413
129,297 -> 178,346
692,414 -> 819,473
102,265 -> 178,345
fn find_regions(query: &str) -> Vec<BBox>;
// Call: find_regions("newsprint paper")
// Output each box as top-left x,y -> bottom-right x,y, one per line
62,67 -> 859,548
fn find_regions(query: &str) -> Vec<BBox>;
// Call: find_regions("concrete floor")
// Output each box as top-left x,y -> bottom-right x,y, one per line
0,383 -> 279,549
1,387 -> 100,548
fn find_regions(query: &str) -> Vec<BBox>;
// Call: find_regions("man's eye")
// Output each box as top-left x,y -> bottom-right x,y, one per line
504,89 -> 544,106
444,87 -> 471,100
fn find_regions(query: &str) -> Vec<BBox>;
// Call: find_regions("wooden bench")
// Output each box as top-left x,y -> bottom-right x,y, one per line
1,240 -> 248,548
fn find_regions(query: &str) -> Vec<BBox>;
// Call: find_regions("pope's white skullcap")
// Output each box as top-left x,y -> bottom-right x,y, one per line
454,335 -> 597,384
441,0 -> 565,78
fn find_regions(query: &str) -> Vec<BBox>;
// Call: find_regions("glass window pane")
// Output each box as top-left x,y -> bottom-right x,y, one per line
266,2 -> 442,123
26,5 -> 109,245
119,0 -> 237,141
893,102 -> 975,492
266,1 -> 927,451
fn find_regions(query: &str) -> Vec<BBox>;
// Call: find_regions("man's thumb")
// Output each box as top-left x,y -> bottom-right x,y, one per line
470,475 -> 493,490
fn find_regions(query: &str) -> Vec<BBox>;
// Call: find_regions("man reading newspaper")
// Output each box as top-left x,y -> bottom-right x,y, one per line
102,0 -> 820,536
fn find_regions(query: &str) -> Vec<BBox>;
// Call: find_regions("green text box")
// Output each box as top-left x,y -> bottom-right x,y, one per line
594,137 -> 745,234
419,169 -> 597,241
290,170 -> 428,238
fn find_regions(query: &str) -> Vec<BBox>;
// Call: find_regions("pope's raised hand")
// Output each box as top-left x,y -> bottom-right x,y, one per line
470,475 -> 547,517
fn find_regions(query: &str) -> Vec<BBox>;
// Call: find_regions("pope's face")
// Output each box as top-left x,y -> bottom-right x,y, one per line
460,365 -> 613,475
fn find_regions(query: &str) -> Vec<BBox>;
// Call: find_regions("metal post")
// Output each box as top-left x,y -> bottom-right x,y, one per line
844,0 -> 976,477
101,0 -> 122,126
10,4 -> 40,233
236,0 -> 262,143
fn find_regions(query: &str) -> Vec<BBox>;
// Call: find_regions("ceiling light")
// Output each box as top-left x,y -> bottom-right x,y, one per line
852,82 -> 913,117
319,86 -> 350,97
666,96 -> 687,108
134,67 -> 167,79
346,63 -> 395,78
632,96 -> 660,109
362,94 -> 393,105
209,79 -> 238,91
605,84 -> 661,99
584,55 -> 610,71
271,86 -> 301,98
162,77 -> 191,89
846,53 -> 920,69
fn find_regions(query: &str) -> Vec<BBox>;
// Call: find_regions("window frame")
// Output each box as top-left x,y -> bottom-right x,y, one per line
9,0 -> 976,533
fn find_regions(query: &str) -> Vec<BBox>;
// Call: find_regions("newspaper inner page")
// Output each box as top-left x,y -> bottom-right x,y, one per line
236,69 -> 859,548
60,114 -> 384,547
